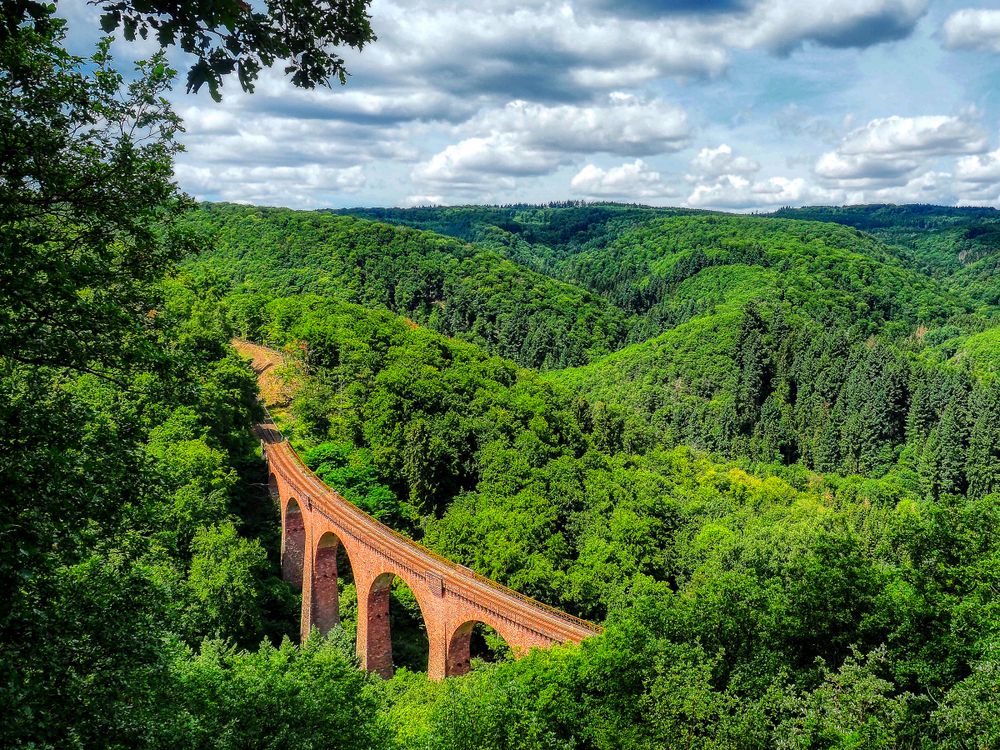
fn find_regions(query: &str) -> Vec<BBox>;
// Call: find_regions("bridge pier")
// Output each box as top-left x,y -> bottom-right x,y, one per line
311,534 -> 341,634
299,521 -> 314,643
281,498 -> 305,590
358,571 -> 394,678
427,623 -> 448,681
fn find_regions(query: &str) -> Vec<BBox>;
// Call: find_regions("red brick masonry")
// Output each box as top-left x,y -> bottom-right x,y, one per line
256,420 -> 601,680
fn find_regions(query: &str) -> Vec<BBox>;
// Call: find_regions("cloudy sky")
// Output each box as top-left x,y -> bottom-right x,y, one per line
61,0 -> 1000,210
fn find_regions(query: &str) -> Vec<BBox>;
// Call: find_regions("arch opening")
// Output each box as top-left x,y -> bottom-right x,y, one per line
281,498 -> 305,591
311,532 -> 356,643
267,472 -> 279,500
446,621 -> 512,677
365,573 -> 429,678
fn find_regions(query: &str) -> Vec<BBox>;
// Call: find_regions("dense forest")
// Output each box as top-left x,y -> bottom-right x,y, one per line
4,4 -> 1000,748
198,203 -> 1000,493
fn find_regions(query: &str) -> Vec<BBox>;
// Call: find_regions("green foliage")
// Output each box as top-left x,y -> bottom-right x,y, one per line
281,203 -> 1000,488
773,204 -> 1000,303
0,17 -> 188,377
7,0 -> 376,102
248,296 -> 586,522
340,204 -> 976,326
0,13 -> 300,744
778,648 -> 911,750
933,656 -> 1000,749
164,636 -> 387,749
184,522 -> 272,644
304,441 -> 402,522
220,280 -> 1000,747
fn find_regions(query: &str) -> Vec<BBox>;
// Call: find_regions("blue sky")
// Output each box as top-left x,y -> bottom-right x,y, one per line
60,0 -> 1000,210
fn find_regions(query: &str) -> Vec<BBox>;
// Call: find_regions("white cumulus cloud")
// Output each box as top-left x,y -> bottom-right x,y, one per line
843,170 -> 954,205
411,134 -> 561,190
956,148 -> 1000,184
685,174 -> 841,209
681,143 -> 824,210
400,194 -> 445,207
955,149 -> 1000,205
814,152 -> 920,182
174,164 -> 367,207
412,94 -> 693,191
689,144 -> 761,178
724,0 -> 928,54
942,8 -> 1000,53
570,160 -> 677,200
836,113 -> 988,157
476,94 -> 691,157
815,112 -> 989,188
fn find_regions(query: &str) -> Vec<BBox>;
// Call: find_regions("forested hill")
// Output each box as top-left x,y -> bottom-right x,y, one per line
328,203 -> 687,272
773,204 -> 1000,304
190,203 -> 985,364
536,212 -> 999,485
320,204 -> 1000,491
337,203 -> 985,325
187,203 -> 632,369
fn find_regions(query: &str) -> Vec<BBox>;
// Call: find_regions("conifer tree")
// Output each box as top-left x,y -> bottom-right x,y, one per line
967,380 -> 1000,500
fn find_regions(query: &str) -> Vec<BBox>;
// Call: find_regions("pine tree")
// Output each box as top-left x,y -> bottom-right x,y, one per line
967,380 -> 1000,500
921,397 -> 970,499
725,301 -> 771,452
905,376 -> 935,444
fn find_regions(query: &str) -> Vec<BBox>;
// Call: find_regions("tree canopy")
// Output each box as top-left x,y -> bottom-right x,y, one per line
4,0 -> 375,100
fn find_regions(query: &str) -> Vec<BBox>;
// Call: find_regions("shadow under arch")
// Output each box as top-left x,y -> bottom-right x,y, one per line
282,497 -> 306,591
365,571 -> 431,678
446,619 -> 514,677
311,531 -> 356,637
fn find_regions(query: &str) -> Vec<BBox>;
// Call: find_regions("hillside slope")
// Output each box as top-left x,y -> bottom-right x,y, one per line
773,204 -> 1000,305
185,204 -> 632,369
198,202 -> 997,483
339,204 -> 981,334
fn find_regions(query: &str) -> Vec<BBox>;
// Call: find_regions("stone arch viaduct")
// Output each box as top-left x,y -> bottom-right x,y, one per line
255,419 -> 600,680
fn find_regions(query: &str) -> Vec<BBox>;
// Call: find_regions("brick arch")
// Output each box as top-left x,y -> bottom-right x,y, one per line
362,569 -> 434,678
311,530 -> 356,635
445,618 -> 515,677
281,497 -> 306,591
